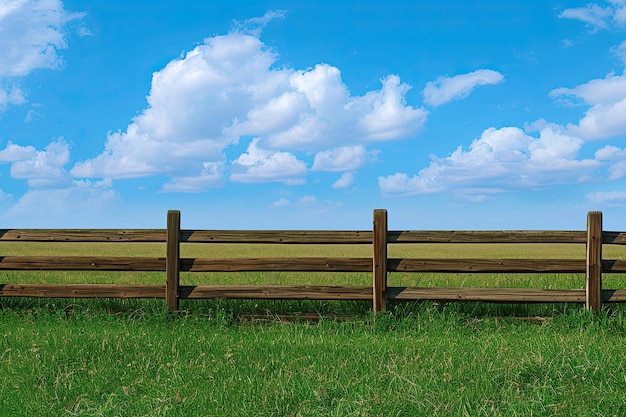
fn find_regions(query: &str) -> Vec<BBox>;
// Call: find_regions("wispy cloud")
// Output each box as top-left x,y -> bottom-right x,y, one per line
0,0 -> 84,110
231,9 -> 287,37
332,172 -> 354,189
586,190 -> 626,205
559,1 -> 626,31
422,69 -> 504,107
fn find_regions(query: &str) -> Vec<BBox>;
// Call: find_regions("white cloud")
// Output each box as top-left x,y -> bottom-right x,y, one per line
559,1 -> 626,30
231,9 -> 286,37
0,0 -> 83,110
256,68 -> 427,149
612,41 -> 626,64
595,145 -> 626,160
72,29 -> 425,190
559,4 -> 613,30
332,172 -> 354,189
311,145 -> 373,172
586,190 -> 626,205
298,195 -> 317,205
551,73 -> 626,140
379,125 -> 599,197
161,162 -> 225,192
0,189 -> 11,202
595,146 -> 626,179
0,85 -> 26,110
9,137 -> 72,188
422,69 -> 504,107
230,138 -> 307,184
272,197 -> 290,207
0,141 -> 37,162
5,182 -> 119,226
355,75 -> 428,140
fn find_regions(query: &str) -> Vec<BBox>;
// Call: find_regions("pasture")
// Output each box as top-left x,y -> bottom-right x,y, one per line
2,241 -> 626,416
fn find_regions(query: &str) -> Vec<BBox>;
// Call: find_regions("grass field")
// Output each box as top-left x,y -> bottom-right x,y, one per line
2,242 -> 626,416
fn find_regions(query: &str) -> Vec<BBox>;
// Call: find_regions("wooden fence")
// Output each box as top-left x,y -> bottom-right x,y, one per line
1,210 -> 625,313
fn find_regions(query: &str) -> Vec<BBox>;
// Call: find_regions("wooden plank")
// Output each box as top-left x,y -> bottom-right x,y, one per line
387,230 -> 586,244
179,285 -> 372,300
0,256 -> 165,271
586,211 -> 603,312
603,231 -> 626,245
0,284 -> 165,298
0,229 -> 166,242
602,290 -> 626,303
166,210 -> 181,311
388,258 -> 585,273
179,257 -> 373,272
602,260 -> 626,273
373,209 -> 387,312
179,230 -> 373,244
387,287 -> 586,303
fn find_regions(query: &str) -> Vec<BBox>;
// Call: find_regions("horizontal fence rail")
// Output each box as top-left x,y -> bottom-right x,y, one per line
1,209 -> 625,313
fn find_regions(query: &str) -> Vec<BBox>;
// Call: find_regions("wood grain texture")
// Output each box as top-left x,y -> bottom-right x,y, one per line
0,229 -> 166,242
373,209 -> 388,312
387,230 -> 586,244
179,285 -> 372,300
602,231 -> 626,245
0,256 -> 165,271
602,260 -> 626,272
179,257 -> 373,272
166,210 -> 181,311
586,211 -> 603,312
0,284 -> 165,298
180,230 -> 373,244
388,258 -> 586,273
602,289 -> 626,303
387,287 -> 586,303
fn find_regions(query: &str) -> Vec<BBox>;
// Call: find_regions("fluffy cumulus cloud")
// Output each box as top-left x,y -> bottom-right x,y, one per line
551,72 -> 626,140
385,35 -> 626,202
379,125 -> 600,199
229,138 -> 307,184
0,0 -> 83,110
0,137 -> 77,188
0,137 -> 119,223
422,69 -> 504,107
71,17 -> 428,190
9,138 -> 73,188
559,1 -> 626,30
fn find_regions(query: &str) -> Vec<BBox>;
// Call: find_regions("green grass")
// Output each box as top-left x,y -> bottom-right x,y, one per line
2,242 -> 626,415
2,301 -> 626,416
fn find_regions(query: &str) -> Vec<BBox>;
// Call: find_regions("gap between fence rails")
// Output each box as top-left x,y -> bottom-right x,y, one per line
2,209 -> 625,314
158,209 -> 619,314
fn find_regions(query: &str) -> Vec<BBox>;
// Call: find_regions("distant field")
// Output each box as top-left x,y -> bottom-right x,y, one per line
1,241 -> 625,290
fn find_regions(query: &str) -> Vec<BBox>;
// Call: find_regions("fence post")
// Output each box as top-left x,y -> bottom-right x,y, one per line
586,211 -> 602,313
373,209 -> 388,313
166,210 -> 181,311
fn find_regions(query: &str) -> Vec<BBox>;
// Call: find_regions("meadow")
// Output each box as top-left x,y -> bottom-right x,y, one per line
1,242 -> 626,416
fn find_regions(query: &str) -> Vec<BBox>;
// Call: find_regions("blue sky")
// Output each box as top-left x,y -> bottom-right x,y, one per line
1,0 -> 626,230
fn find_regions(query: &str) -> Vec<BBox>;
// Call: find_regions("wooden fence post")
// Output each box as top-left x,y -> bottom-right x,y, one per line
586,211 -> 602,313
373,209 -> 388,313
166,210 -> 181,311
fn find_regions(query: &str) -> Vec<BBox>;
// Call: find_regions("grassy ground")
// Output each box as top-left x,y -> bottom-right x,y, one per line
2,300 -> 626,416
1,242 -> 626,416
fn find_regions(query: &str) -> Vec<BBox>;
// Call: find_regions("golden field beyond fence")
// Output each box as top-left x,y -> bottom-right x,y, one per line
1,210 -> 625,313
